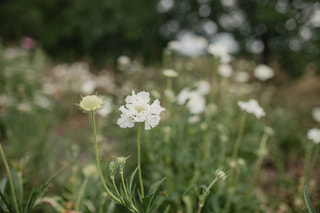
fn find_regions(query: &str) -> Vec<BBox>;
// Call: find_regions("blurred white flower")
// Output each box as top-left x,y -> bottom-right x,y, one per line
162,69 -> 178,78
117,55 -> 131,66
234,71 -> 249,83
177,81 -> 210,114
167,32 -> 208,56
34,94 -> 53,109
217,63 -> 233,78
194,80 -> 211,95
312,107 -> 320,122
186,92 -> 206,114
164,89 -> 176,102
238,99 -> 266,118
117,91 -> 165,130
207,42 -> 232,63
17,102 -> 32,112
96,97 -> 113,117
253,64 -> 274,81
81,79 -> 97,94
188,115 -> 201,124
307,128 -> 320,144
82,164 -> 99,179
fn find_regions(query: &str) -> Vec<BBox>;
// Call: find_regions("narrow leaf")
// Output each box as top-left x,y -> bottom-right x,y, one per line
0,190 -> 14,213
23,170 -> 60,213
304,185 -> 316,213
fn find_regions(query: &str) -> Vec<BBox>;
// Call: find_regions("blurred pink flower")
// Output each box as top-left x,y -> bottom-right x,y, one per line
21,37 -> 36,49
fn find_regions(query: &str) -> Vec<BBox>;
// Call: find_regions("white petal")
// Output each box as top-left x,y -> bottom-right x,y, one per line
117,114 -> 134,128
136,91 -> 150,103
150,99 -> 165,115
144,115 -> 161,130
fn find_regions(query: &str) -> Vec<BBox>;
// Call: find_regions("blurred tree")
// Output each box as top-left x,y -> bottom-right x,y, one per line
0,0 -> 319,76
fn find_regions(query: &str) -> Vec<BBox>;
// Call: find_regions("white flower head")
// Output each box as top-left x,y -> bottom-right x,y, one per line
194,80 -> 211,95
253,64 -> 274,81
79,95 -> 102,112
117,91 -> 165,130
307,128 -> 320,144
234,71 -> 249,83
312,107 -> 320,122
217,63 -> 233,78
238,99 -> 266,118
207,42 -> 232,63
162,69 -> 178,78
177,89 -> 206,114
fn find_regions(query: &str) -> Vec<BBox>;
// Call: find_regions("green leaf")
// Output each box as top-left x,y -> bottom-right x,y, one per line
23,170 -> 60,213
0,190 -> 14,213
304,185 -> 316,213
140,177 -> 166,213
163,204 -> 171,213
129,167 -> 139,192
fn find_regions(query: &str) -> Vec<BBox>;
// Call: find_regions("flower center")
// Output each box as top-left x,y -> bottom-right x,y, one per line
134,104 -> 147,113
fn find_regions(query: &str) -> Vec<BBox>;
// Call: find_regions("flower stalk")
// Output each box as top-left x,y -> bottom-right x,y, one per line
137,122 -> 144,198
90,112 -> 121,204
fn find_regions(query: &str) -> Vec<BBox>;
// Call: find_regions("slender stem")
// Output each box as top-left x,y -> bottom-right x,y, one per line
90,112 -> 121,203
111,176 -> 121,197
75,177 -> 88,212
197,177 -> 218,213
120,171 -> 138,213
0,144 -> 20,213
304,142 -> 314,184
137,122 -> 144,198
120,171 -> 129,200
252,133 -> 269,183
231,113 -> 246,161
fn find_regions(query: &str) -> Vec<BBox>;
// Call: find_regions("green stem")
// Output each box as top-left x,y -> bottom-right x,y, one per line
90,112 -> 121,203
137,122 -> 144,198
304,142 -> 314,184
197,177 -> 218,213
231,113 -> 246,161
75,177 -> 88,212
252,133 -> 269,182
120,171 -> 129,201
0,144 -> 20,213
111,176 -> 121,197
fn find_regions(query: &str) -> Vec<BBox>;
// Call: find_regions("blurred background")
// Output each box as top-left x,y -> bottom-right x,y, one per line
1,0 -> 320,77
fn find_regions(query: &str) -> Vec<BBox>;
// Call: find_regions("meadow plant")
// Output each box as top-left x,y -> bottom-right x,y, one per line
78,92 -> 166,212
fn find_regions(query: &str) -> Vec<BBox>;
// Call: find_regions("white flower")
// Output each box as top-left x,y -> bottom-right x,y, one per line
234,71 -> 249,83
79,95 -> 102,112
81,79 -> 97,94
117,91 -> 165,130
217,64 -> 233,78
312,107 -> 320,122
177,89 -> 206,114
167,32 -> 208,56
307,128 -> 320,144
253,64 -> 274,81
194,80 -> 211,95
162,69 -> 178,78
238,99 -> 266,118
117,55 -> 131,66
207,42 -> 232,63
96,97 -> 113,117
